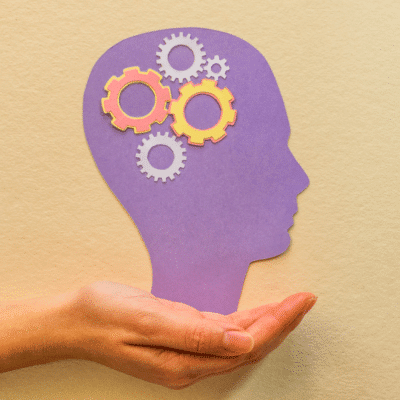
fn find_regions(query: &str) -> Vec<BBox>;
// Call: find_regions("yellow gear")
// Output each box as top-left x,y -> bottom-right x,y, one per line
168,79 -> 237,146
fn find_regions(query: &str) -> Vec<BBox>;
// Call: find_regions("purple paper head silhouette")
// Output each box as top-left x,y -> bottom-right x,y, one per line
83,28 -> 309,314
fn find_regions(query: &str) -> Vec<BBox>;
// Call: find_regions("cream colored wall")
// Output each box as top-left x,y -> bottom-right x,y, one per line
1,1 -> 399,398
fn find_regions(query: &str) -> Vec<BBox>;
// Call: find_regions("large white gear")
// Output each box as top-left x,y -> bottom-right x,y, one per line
156,32 -> 206,83
204,55 -> 230,80
136,132 -> 187,182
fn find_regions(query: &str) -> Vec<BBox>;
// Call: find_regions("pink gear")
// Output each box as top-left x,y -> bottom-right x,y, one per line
102,67 -> 171,133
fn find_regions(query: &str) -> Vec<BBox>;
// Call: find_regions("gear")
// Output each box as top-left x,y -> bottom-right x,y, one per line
102,67 -> 171,133
204,55 -> 230,80
156,32 -> 206,83
169,79 -> 237,146
136,132 -> 187,182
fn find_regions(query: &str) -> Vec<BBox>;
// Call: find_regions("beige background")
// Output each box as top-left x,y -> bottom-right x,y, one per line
1,1 -> 399,398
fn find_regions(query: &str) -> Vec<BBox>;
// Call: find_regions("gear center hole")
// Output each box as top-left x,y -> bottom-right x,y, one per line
211,63 -> 222,73
119,83 -> 155,118
148,144 -> 175,170
168,45 -> 195,71
185,94 -> 222,130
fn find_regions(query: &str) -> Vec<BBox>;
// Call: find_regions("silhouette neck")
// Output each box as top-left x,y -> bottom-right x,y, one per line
150,251 -> 250,315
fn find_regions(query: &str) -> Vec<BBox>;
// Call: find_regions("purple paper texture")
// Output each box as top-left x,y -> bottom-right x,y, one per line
83,28 -> 309,314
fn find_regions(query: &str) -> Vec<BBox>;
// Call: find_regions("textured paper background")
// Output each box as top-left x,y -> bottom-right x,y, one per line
0,1 -> 399,398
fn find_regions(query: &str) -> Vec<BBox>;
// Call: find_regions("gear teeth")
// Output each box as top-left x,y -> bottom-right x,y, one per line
173,121 -> 185,133
156,32 -> 207,83
211,129 -> 226,141
222,87 -> 234,100
226,109 -> 237,123
167,77 -> 237,146
102,97 -> 111,111
201,79 -> 217,90
168,102 -> 178,114
179,81 -> 195,95
188,136 -> 205,146
101,67 -> 171,134
135,130 -> 187,182
204,55 -> 230,81
106,78 -> 120,92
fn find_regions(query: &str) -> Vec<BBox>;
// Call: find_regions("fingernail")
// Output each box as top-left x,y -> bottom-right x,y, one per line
303,296 -> 318,315
223,331 -> 254,353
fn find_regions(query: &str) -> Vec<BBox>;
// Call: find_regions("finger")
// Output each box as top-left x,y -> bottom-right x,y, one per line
225,303 -> 278,329
128,308 -> 255,356
244,293 -> 316,351
273,292 -> 316,326
120,344 -> 246,387
201,311 -> 229,323
224,292 -> 315,332
236,294 -> 317,365
188,295 -> 318,379
280,294 -> 317,336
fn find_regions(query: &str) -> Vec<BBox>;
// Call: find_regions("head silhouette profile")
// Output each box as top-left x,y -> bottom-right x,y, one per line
83,28 -> 309,314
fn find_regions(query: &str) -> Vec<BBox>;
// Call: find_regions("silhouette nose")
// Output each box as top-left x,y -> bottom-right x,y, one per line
289,150 -> 310,195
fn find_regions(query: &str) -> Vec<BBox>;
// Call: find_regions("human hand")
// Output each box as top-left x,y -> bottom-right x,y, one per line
62,281 -> 317,389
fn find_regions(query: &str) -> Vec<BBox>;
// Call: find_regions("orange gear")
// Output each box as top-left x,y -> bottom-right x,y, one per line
102,67 -> 171,133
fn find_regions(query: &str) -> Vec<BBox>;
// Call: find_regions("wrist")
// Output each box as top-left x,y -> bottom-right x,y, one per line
0,289 -> 81,373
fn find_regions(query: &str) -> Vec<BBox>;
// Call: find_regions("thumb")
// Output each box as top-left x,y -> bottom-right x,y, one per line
137,312 -> 255,356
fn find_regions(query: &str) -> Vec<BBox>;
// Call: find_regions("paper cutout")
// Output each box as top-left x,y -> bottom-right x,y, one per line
136,132 -> 186,182
169,79 -> 236,146
83,28 -> 310,314
157,32 -> 206,83
102,67 -> 171,133
204,55 -> 230,81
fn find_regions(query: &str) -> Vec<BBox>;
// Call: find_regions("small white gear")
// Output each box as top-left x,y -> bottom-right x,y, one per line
204,55 -> 230,80
156,32 -> 206,83
136,132 -> 187,182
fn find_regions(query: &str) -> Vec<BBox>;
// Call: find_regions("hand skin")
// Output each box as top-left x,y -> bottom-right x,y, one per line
0,281 -> 317,390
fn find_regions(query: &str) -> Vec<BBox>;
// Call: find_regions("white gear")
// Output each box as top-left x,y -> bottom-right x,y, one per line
204,55 -> 230,80
156,32 -> 206,83
136,132 -> 187,182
